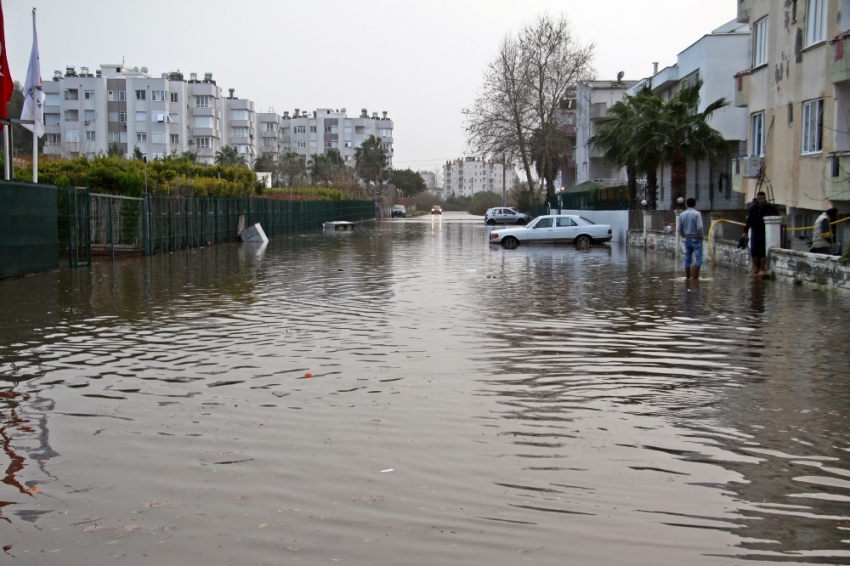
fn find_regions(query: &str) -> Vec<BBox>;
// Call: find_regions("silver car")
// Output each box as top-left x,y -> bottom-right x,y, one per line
488,215 -> 613,250
484,207 -> 530,225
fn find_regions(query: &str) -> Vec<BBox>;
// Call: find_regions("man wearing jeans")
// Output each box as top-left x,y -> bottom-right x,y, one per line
678,198 -> 704,280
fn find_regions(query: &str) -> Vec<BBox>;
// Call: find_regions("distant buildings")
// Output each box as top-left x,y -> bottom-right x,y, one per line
40,64 -> 392,170
442,157 -> 513,197
419,170 -> 437,191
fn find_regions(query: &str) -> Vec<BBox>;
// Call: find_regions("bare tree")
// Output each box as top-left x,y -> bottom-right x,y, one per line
465,13 -> 594,202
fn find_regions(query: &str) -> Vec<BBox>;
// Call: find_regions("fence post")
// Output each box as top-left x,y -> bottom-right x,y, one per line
765,215 -> 783,274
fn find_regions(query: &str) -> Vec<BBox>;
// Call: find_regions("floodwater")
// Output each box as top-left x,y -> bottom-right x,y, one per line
2,212 -> 850,565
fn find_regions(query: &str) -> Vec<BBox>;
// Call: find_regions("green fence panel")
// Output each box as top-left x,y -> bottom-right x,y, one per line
0,181 -> 58,279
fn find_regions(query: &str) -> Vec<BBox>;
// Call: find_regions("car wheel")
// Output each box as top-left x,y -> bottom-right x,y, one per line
502,237 -> 519,250
516,218 -> 526,225
486,219 -> 496,226
575,235 -> 591,250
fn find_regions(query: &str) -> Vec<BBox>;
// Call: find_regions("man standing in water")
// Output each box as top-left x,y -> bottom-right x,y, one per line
678,198 -> 703,280
744,191 -> 778,275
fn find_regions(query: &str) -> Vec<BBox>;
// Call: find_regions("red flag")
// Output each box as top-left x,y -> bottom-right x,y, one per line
0,0 -> 14,128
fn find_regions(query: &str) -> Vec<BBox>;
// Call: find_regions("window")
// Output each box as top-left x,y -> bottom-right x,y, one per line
168,112 -> 179,124
152,132 -> 166,144
331,125 -> 338,134
194,116 -> 214,128
119,111 -> 127,123
751,112 -> 765,156
108,132 -> 120,143
232,127 -> 248,137
263,122 -> 276,131
788,103 -> 794,125
196,137 -> 211,149
294,125 -> 306,134
153,112 -> 167,123
135,90 -> 146,100
170,92 -> 178,103
379,128 -> 392,137
344,141 -> 353,148
84,110 -> 95,123
324,141 -> 333,148
66,130 -> 79,142
231,109 -> 248,121
45,93 -> 60,106
263,138 -> 276,147
752,17 -> 768,68
805,0 -> 826,46
136,132 -> 147,142
135,111 -> 147,122
802,99 -> 824,153
381,142 -> 392,151
120,132 -> 127,143
196,95 -> 211,108
64,110 -> 78,121
86,131 -> 96,141
309,140 -> 318,148
84,90 -> 95,100
344,125 -> 352,134
108,90 -> 126,101
324,126 -> 332,134
310,125 -> 317,133
108,111 -> 119,122
46,133 -> 61,145
151,90 -> 166,102
296,140 -> 306,148
170,134 -> 179,145
64,89 -> 78,100
45,113 -> 60,126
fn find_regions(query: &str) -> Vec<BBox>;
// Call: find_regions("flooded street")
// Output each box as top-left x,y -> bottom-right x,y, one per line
2,212 -> 850,565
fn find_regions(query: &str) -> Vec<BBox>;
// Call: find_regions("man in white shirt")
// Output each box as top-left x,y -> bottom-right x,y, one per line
678,198 -> 704,280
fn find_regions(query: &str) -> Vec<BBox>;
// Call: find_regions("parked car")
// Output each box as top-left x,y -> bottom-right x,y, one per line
431,206 -> 442,215
391,204 -> 406,218
484,207 -> 530,225
488,215 -> 612,250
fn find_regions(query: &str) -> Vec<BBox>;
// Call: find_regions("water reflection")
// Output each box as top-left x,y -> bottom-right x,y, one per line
1,214 -> 849,563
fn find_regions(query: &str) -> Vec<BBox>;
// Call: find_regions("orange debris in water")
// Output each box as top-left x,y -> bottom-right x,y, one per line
26,487 -> 40,494
304,372 -> 313,378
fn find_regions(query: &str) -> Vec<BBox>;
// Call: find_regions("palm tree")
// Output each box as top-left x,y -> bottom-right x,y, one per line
308,149 -> 344,185
659,80 -> 728,207
354,136 -> 388,200
214,145 -> 246,167
280,152 -> 306,188
589,97 -> 639,207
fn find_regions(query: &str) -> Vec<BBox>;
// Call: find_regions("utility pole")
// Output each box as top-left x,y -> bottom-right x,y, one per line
502,155 -> 507,206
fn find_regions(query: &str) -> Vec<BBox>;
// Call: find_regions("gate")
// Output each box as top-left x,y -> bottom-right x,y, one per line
64,187 -> 91,267
89,193 -> 146,260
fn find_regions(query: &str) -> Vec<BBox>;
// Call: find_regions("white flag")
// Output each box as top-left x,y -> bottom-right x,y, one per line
21,10 -> 44,138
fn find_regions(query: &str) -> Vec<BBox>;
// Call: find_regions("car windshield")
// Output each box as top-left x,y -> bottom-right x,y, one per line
578,217 -> 595,225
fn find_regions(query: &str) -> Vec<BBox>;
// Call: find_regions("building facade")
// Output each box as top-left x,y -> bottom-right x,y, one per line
279,108 -> 393,168
734,0 -> 850,223
442,157 -> 513,197
628,19 -> 751,210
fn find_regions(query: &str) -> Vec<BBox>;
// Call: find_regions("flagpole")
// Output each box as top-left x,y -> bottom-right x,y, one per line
32,8 -> 37,183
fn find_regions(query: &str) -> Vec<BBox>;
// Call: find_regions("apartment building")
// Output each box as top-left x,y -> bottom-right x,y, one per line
419,170 -> 437,191
280,108 -> 393,167
256,108 -> 281,157
223,89 -> 256,167
42,64 -> 229,164
442,157 -> 512,197
557,79 -> 638,190
734,0 -> 849,222
627,19 -> 751,210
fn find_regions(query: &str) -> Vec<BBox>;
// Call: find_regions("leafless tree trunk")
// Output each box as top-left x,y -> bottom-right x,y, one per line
465,13 -> 594,204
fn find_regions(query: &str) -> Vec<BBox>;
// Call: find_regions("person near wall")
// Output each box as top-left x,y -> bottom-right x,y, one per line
810,207 -> 838,255
743,191 -> 779,276
678,198 -> 703,280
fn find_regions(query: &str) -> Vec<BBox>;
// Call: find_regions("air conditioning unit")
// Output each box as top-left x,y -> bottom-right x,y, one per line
742,155 -> 763,178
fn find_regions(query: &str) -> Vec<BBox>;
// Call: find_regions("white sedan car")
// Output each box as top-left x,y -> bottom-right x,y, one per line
488,215 -> 612,250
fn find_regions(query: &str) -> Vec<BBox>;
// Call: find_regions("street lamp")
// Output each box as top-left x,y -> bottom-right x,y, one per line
677,196 -> 685,209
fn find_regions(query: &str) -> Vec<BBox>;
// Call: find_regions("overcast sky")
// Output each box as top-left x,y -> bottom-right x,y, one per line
4,0 -> 736,173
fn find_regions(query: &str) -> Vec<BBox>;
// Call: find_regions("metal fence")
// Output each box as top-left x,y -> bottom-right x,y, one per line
0,181 -> 58,279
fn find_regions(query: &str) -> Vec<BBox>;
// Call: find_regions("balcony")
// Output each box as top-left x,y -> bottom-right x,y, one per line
737,0 -> 751,24
825,154 -> 850,201
651,66 -> 679,92
589,103 -> 608,121
831,33 -> 850,83
734,70 -> 751,107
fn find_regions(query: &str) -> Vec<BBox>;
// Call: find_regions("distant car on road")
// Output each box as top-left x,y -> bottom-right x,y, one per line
488,215 -> 612,250
484,207 -> 530,225
431,206 -> 442,215
391,204 -> 406,218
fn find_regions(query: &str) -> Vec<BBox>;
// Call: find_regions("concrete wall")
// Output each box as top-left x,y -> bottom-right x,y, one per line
555,209 -> 630,244
628,229 -> 850,290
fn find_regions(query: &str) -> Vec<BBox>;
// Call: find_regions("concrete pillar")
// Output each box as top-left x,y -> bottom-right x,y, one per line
674,209 -> 683,257
642,211 -> 653,248
764,215 -> 783,273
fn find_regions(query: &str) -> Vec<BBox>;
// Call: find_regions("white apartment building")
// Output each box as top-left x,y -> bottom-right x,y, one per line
256,108 -> 281,157
223,89 -> 256,167
280,108 -> 393,167
42,64 -> 228,164
419,170 -> 437,191
628,19 -> 751,210
442,157 -> 513,197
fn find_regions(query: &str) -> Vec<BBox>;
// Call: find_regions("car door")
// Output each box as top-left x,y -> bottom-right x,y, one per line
528,217 -> 554,242
554,216 -> 579,243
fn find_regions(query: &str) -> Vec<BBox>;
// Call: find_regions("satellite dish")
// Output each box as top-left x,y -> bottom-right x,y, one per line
617,71 -> 625,82
133,66 -> 139,72
141,66 -> 148,73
